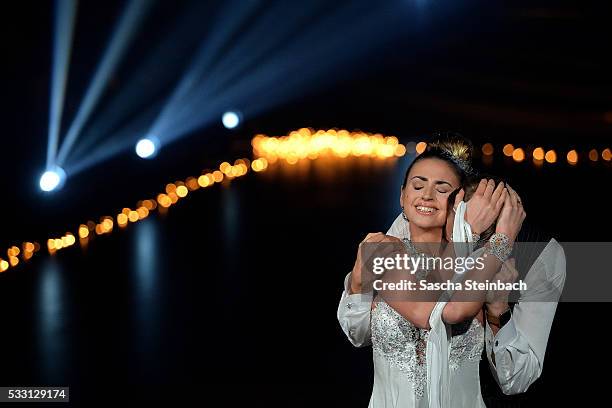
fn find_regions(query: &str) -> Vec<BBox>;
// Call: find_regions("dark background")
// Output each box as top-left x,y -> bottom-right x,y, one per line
1,0 -> 610,406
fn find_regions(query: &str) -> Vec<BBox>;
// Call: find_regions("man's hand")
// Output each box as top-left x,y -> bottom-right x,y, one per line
464,179 -> 507,234
495,185 -> 526,244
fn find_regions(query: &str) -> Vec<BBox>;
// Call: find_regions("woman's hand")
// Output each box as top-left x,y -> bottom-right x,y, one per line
495,185 -> 526,244
350,233 -> 402,294
464,179 -> 507,234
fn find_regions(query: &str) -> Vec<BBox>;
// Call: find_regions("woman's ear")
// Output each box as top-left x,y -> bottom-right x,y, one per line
399,187 -> 405,209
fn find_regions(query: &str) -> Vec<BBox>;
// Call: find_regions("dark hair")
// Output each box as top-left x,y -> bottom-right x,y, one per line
401,132 -> 475,190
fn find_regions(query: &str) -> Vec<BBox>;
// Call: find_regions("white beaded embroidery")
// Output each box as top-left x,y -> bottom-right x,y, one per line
371,300 -> 430,398
371,300 -> 484,399
449,318 -> 484,371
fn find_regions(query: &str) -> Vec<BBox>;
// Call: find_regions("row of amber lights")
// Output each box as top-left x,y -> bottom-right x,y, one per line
251,128 -> 408,162
252,129 -> 612,166
251,127 -> 612,167
0,157 -> 269,273
484,143 -> 612,165
2,129 -> 609,272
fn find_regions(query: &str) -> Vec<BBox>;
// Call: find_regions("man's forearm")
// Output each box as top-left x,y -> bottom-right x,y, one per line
486,302 -> 510,336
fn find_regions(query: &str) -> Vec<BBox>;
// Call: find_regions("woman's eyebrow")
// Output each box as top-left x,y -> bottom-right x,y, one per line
435,180 -> 453,187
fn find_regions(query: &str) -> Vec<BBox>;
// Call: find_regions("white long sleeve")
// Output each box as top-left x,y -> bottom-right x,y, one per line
337,214 -> 408,347
484,239 -> 566,394
337,272 -> 373,347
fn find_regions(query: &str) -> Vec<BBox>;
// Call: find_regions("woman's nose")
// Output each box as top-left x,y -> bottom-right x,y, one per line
422,186 -> 434,200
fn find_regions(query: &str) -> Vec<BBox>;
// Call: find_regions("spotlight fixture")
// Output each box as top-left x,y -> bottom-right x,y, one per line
135,137 -> 159,159
39,166 -> 66,192
222,111 -> 241,129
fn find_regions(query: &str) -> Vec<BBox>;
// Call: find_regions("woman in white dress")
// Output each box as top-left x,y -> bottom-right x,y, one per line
341,136 -> 526,407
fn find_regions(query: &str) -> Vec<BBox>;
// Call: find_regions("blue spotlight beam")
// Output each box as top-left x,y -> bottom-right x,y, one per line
65,1 -> 409,174
151,1 -> 332,142
46,0 -> 77,170
148,0 -> 261,140
162,1 -> 403,143
75,0 -> 364,168
203,1 -> 385,106
56,0 -> 153,166
228,3 -> 409,121
152,1 -> 334,141
184,1 -> 337,108
65,101 -> 163,177
64,1 -> 215,166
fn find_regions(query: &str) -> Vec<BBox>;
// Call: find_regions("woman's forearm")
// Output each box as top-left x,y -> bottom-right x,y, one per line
377,254 -> 440,329
442,248 -> 504,323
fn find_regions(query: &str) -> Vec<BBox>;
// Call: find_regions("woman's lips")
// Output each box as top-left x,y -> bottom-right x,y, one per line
415,205 -> 437,216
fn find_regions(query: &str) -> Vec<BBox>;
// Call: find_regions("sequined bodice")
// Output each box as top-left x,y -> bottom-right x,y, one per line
371,300 -> 484,398
449,316 -> 485,371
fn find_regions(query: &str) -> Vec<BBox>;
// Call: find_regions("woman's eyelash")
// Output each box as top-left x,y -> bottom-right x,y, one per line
414,185 -> 448,193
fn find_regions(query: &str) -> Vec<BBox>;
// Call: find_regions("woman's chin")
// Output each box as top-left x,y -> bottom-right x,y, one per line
411,218 -> 444,231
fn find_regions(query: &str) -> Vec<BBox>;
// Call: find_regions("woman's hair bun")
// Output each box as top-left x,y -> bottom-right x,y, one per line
427,131 -> 473,162
427,131 -> 475,176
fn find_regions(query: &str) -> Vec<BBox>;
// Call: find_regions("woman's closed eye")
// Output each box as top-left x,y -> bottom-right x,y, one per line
413,184 -> 449,194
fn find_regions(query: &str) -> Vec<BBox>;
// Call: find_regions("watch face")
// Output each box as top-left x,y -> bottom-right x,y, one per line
500,309 -> 512,326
